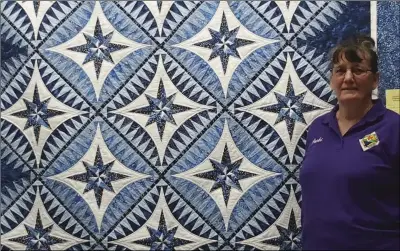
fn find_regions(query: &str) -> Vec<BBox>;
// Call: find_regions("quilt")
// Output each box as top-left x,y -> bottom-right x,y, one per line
1,1 -> 398,250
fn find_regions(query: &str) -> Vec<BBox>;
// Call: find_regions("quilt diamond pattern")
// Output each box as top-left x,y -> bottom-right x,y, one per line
1,1 -> 397,250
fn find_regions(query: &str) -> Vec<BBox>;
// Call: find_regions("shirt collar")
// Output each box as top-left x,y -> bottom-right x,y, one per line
322,99 -> 386,126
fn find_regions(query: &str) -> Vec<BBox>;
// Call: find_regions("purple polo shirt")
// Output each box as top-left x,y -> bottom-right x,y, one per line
300,99 -> 400,250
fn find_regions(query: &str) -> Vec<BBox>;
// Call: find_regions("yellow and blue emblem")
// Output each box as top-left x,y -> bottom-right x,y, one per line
359,131 -> 380,151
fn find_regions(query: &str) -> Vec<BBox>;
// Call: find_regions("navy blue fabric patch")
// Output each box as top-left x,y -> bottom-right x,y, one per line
378,1 -> 400,103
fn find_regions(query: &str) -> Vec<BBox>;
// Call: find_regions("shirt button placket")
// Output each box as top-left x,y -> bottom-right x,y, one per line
337,136 -> 344,150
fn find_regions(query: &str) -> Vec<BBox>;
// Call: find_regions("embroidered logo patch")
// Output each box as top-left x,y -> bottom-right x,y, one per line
359,132 -> 380,151
312,137 -> 323,144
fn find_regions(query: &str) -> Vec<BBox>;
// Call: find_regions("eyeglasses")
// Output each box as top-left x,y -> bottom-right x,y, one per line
332,67 -> 372,77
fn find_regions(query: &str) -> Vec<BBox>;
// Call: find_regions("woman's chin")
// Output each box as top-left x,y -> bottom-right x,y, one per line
338,93 -> 363,103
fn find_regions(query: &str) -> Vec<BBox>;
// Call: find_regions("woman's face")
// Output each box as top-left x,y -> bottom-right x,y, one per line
330,52 -> 379,103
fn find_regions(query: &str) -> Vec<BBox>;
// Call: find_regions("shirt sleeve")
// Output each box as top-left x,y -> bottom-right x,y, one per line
388,114 -> 400,171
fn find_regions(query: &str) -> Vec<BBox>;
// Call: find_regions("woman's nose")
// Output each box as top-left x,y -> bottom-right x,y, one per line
343,69 -> 354,82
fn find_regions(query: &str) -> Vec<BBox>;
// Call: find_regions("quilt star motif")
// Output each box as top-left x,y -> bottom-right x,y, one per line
173,1 -> 280,97
2,62 -> 83,166
46,1 -> 149,99
8,210 -> 67,251
194,12 -> 255,75
67,18 -> 129,80
10,84 -> 65,144
47,126 -> 150,230
194,144 -> 257,207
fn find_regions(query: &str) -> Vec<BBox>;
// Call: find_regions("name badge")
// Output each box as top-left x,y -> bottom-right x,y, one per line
359,131 -> 379,151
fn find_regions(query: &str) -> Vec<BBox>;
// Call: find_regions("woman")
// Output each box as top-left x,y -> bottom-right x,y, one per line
300,35 -> 399,250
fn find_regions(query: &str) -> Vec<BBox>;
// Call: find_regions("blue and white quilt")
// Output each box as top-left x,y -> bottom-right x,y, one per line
1,1 -> 398,250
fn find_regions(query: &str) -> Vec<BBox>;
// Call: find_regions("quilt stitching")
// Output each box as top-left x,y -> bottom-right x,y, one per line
1,1 -> 385,250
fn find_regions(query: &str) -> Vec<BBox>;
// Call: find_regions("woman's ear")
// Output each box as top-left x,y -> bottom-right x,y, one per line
372,72 -> 380,89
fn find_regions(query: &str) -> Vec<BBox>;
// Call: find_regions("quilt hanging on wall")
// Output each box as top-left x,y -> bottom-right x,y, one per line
1,1 -> 399,250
